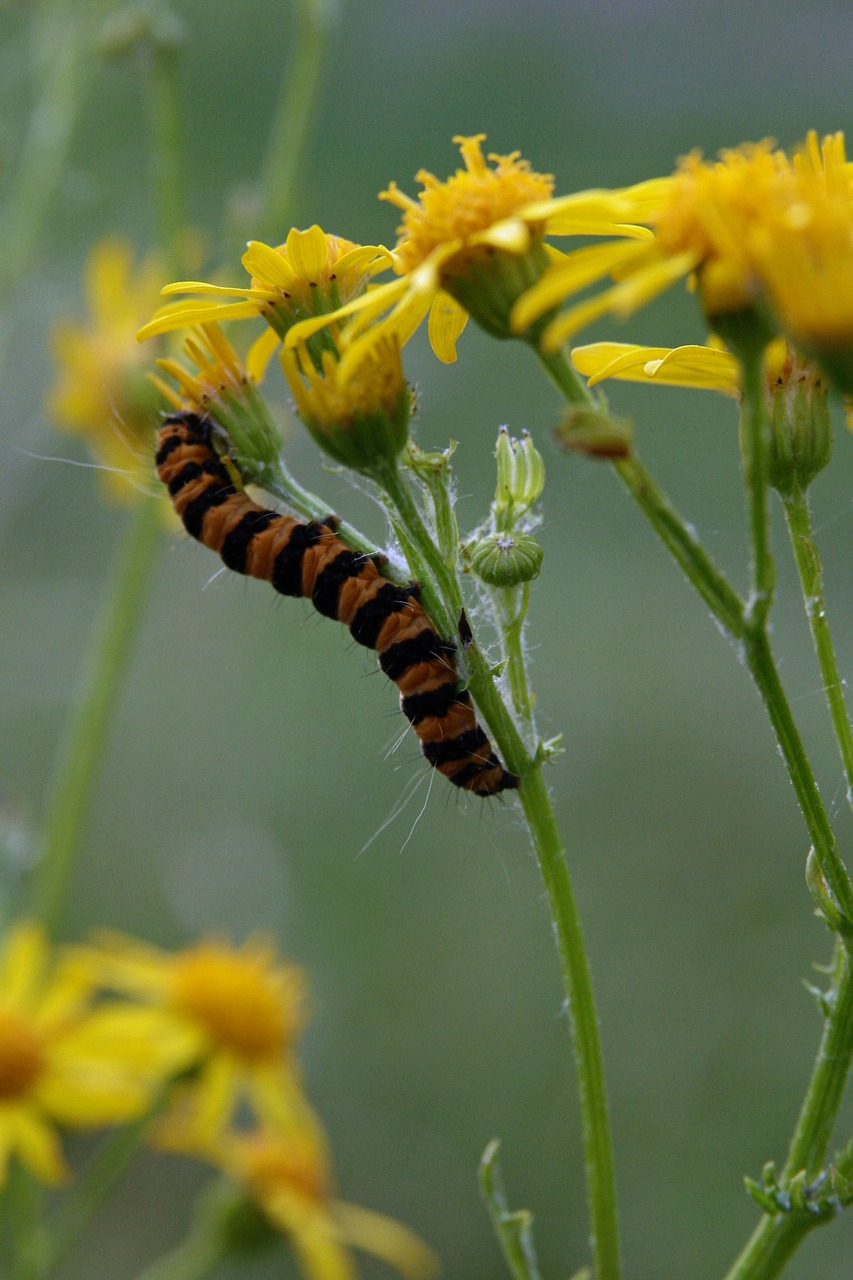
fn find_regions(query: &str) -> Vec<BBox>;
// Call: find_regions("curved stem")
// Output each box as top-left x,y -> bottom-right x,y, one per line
33,495 -> 162,937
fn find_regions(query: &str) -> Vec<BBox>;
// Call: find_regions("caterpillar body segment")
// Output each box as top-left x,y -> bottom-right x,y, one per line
156,411 -> 519,796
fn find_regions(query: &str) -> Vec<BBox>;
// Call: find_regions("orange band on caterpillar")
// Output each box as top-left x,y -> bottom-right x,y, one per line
156,411 -> 519,796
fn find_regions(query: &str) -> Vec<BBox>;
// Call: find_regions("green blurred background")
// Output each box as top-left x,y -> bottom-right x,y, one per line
3,0 -> 853,1275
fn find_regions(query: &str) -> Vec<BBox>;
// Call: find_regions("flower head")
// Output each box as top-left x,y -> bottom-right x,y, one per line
0,922 -> 154,1185
282,334 -> 412,473
516,131 -> 853,382
76,932 -> 309,1141
214,1126 -> 439,1280
286,136 -> 656,367
138,226 -> 393,380
49,239 -> 167,502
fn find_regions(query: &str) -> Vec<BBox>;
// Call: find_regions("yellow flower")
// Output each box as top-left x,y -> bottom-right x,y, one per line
0,922 -> 154,1186
287,134 -> 659,368
282,334 -> 412,472
75,932 -> 310,1141
516,131 -> 853,363
138,226 -> 393,380
49,238 -> 167,502
216,1126 -> 439,1280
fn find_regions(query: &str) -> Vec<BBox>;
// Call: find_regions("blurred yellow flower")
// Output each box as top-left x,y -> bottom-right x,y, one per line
216,1126 -> 439,1280
0,921 -> 154,1186
49,238 -> 167,502
76,932 -> 310,1140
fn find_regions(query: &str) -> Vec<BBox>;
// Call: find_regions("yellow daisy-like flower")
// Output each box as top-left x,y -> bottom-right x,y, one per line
76,933 -> 310,1141
0,921 -> 154,1186
287,134 -> 662,368
515,131 -> 853,363
138,226 -> 393,381
217,1126 -> 439,1280
282,333 -> 412,472
49,238 -> 167,502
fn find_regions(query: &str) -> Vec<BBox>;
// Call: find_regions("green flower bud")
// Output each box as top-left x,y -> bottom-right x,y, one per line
555,407 -> 633,459
493,428 -> 545,523
283,335 -> 412,475
765,350 -> 833,495
470,532 -> 543,586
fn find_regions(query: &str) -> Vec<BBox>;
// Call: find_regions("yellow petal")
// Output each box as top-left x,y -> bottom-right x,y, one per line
283,226 -> 332,281
0,1105 -> 68,1185
427,291 -> 468,363
334,1201 -> 440,1280
247,327 -> 283,383
511,240 -> 648,331
242,240 -> 298,289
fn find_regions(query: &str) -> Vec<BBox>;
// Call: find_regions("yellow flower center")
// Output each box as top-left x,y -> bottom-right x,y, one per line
383,134 -> 554,273
249,230 -> 364,303
0,1009 -> 45,1098
170,944 -> 301,1062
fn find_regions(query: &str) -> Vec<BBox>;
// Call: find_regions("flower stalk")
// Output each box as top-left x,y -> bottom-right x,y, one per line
33,494 -> 162,937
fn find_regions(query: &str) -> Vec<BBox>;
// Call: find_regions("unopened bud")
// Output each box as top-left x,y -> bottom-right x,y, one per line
555,407 -> 632,459
470,532 -> 543,586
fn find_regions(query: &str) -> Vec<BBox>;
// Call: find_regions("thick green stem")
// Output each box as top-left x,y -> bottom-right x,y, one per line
517,765 -> 621,1280
33,495 -> 162,937
371,445 -> 621,1278
783,488 -> 853,801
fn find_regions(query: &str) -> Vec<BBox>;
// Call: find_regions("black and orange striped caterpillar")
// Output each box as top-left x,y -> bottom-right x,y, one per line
156,411 -> 519,796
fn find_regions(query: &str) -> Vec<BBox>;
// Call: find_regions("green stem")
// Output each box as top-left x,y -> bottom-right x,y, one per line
741,625 -> 853,928
33,495 -> 162,937
782,944 -> 853,1178
723,946 -> 853,1280
493,585 -> 534,726
738,349 -> 776,626
256,0 -> 335,242
613,455 -> 745,641
782,488 -> 853,801
44,1088 -> 170,1276
143,33 -> 187,278
370,440 -> 620,1278
370,457 -> 462,641
516,765 -> 621,1280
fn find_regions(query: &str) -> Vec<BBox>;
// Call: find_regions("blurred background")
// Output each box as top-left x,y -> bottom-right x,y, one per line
3,0 -> 853,1275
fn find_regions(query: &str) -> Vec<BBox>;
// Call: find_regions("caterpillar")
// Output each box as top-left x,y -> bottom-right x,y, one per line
156,411 -> 519,796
